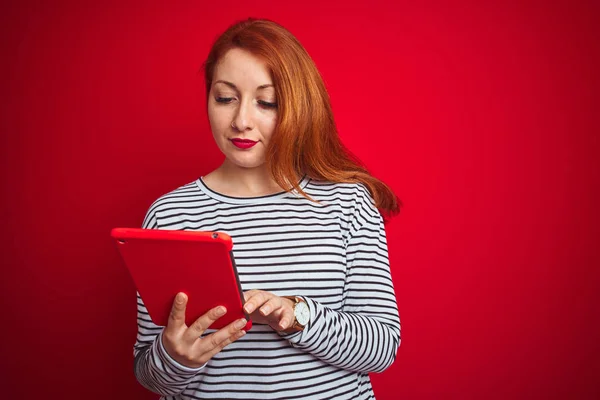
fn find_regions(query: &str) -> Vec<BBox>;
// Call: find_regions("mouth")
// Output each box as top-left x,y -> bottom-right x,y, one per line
230,138 -> 258,149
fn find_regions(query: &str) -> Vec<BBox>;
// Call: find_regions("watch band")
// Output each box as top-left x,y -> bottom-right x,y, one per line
282,295 -> 306,332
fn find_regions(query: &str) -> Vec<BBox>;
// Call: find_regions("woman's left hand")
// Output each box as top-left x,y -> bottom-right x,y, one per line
243,290 -> 295,332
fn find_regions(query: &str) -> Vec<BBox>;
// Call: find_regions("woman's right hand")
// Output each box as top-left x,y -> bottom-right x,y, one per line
161,292 -> 247,369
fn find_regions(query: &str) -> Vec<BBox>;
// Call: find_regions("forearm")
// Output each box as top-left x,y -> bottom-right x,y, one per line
284,297 -> 401,373
284,188 -> 402,372
133,294 -> 204,395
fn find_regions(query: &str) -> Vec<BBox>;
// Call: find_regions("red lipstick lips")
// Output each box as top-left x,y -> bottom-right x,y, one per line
231,138 -> 258,149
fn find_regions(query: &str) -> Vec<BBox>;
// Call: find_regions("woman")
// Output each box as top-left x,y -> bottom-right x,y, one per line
134,18 -> 401,399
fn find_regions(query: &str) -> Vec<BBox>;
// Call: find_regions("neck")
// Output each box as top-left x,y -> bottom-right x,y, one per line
206,161 -> 287,197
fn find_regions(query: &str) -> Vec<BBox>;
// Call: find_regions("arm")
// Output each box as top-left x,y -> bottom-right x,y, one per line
133,293 -> 205,396
131,209 -> 204,396
283,187 -> 401,373
131,207 -> 247,395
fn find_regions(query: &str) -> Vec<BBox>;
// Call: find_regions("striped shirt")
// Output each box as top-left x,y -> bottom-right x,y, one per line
133,176 -> 401,399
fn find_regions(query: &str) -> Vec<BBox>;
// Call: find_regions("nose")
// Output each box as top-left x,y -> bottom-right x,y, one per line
232,98 -> 254,132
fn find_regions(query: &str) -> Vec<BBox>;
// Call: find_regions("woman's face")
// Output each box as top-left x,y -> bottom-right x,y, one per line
208,48 -> 278,170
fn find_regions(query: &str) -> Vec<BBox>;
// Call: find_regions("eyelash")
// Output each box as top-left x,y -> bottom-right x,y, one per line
215,97 -> 277,109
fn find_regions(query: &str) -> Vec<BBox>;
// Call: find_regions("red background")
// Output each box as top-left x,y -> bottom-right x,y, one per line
2,0 -> 599,399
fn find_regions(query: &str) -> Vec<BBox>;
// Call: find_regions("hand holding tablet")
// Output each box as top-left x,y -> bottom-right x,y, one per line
160,291 -> 248,368
111,228 -> 252,367
111,228 -> 252,331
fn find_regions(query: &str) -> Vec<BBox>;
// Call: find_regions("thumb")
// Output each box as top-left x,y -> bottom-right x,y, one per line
167,292 -> 187,329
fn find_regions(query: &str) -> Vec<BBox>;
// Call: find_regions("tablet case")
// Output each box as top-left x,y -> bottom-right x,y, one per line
111,228 -> 252,331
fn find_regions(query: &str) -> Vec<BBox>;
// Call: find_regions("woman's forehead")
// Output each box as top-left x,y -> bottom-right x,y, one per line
213,48 -> 273,89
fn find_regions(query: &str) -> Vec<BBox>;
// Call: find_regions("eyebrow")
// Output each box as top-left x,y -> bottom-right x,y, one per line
214,80 -> 274,90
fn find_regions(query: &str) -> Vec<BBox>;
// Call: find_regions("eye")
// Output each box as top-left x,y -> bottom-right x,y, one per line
215,97 -> 234,104
258,100 -> 278,109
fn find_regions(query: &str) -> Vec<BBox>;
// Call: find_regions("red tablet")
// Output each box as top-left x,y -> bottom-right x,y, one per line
111,228 -> 251,331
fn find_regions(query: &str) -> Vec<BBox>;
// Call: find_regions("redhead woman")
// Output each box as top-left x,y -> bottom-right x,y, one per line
134,18 -> 401,400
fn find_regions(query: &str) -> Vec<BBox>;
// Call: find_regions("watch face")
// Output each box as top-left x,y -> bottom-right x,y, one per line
295,301 -> 310,326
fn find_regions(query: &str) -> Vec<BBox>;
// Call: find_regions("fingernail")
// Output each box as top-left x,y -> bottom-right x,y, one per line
261,306 -> 271,315
235,319 -> 247,329
216,306 -> 226,316
244,304 -> 253,313
176,293 -> 185,304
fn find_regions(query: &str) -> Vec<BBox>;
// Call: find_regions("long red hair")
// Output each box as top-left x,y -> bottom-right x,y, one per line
202,18 -> 401,219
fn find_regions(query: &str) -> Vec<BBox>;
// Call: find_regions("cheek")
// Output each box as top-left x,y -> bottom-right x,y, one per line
259,114 -> 278,139
207,105 -> 227,134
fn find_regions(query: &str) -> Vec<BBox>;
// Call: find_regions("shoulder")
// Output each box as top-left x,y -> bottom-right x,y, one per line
304,179 -> 380,229
305,179 -> 376,210
143,179 -> 205,224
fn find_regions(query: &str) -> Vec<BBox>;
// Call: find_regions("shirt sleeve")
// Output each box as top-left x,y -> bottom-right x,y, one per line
132,205 -> 205,396
282,185 -> 401,373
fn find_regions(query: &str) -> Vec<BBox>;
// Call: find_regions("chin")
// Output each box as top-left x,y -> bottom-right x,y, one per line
226,155 -> 266,170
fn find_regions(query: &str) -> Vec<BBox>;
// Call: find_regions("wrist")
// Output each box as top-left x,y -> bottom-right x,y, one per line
281,295 -> 310,333
158,331 -> 205,371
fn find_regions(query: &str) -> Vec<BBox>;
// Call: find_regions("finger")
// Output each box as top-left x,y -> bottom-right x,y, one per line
244,289 -> 263,303
184,306 -> 227,342
167,292 -> 188,331
259,297 -> 282,317
196,318 -> 248,362
209,318 -> 247,349
243,291 -> 269,314
243,289 -> 259,302
277,305 -> 295,331
200,318 -> 248,352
